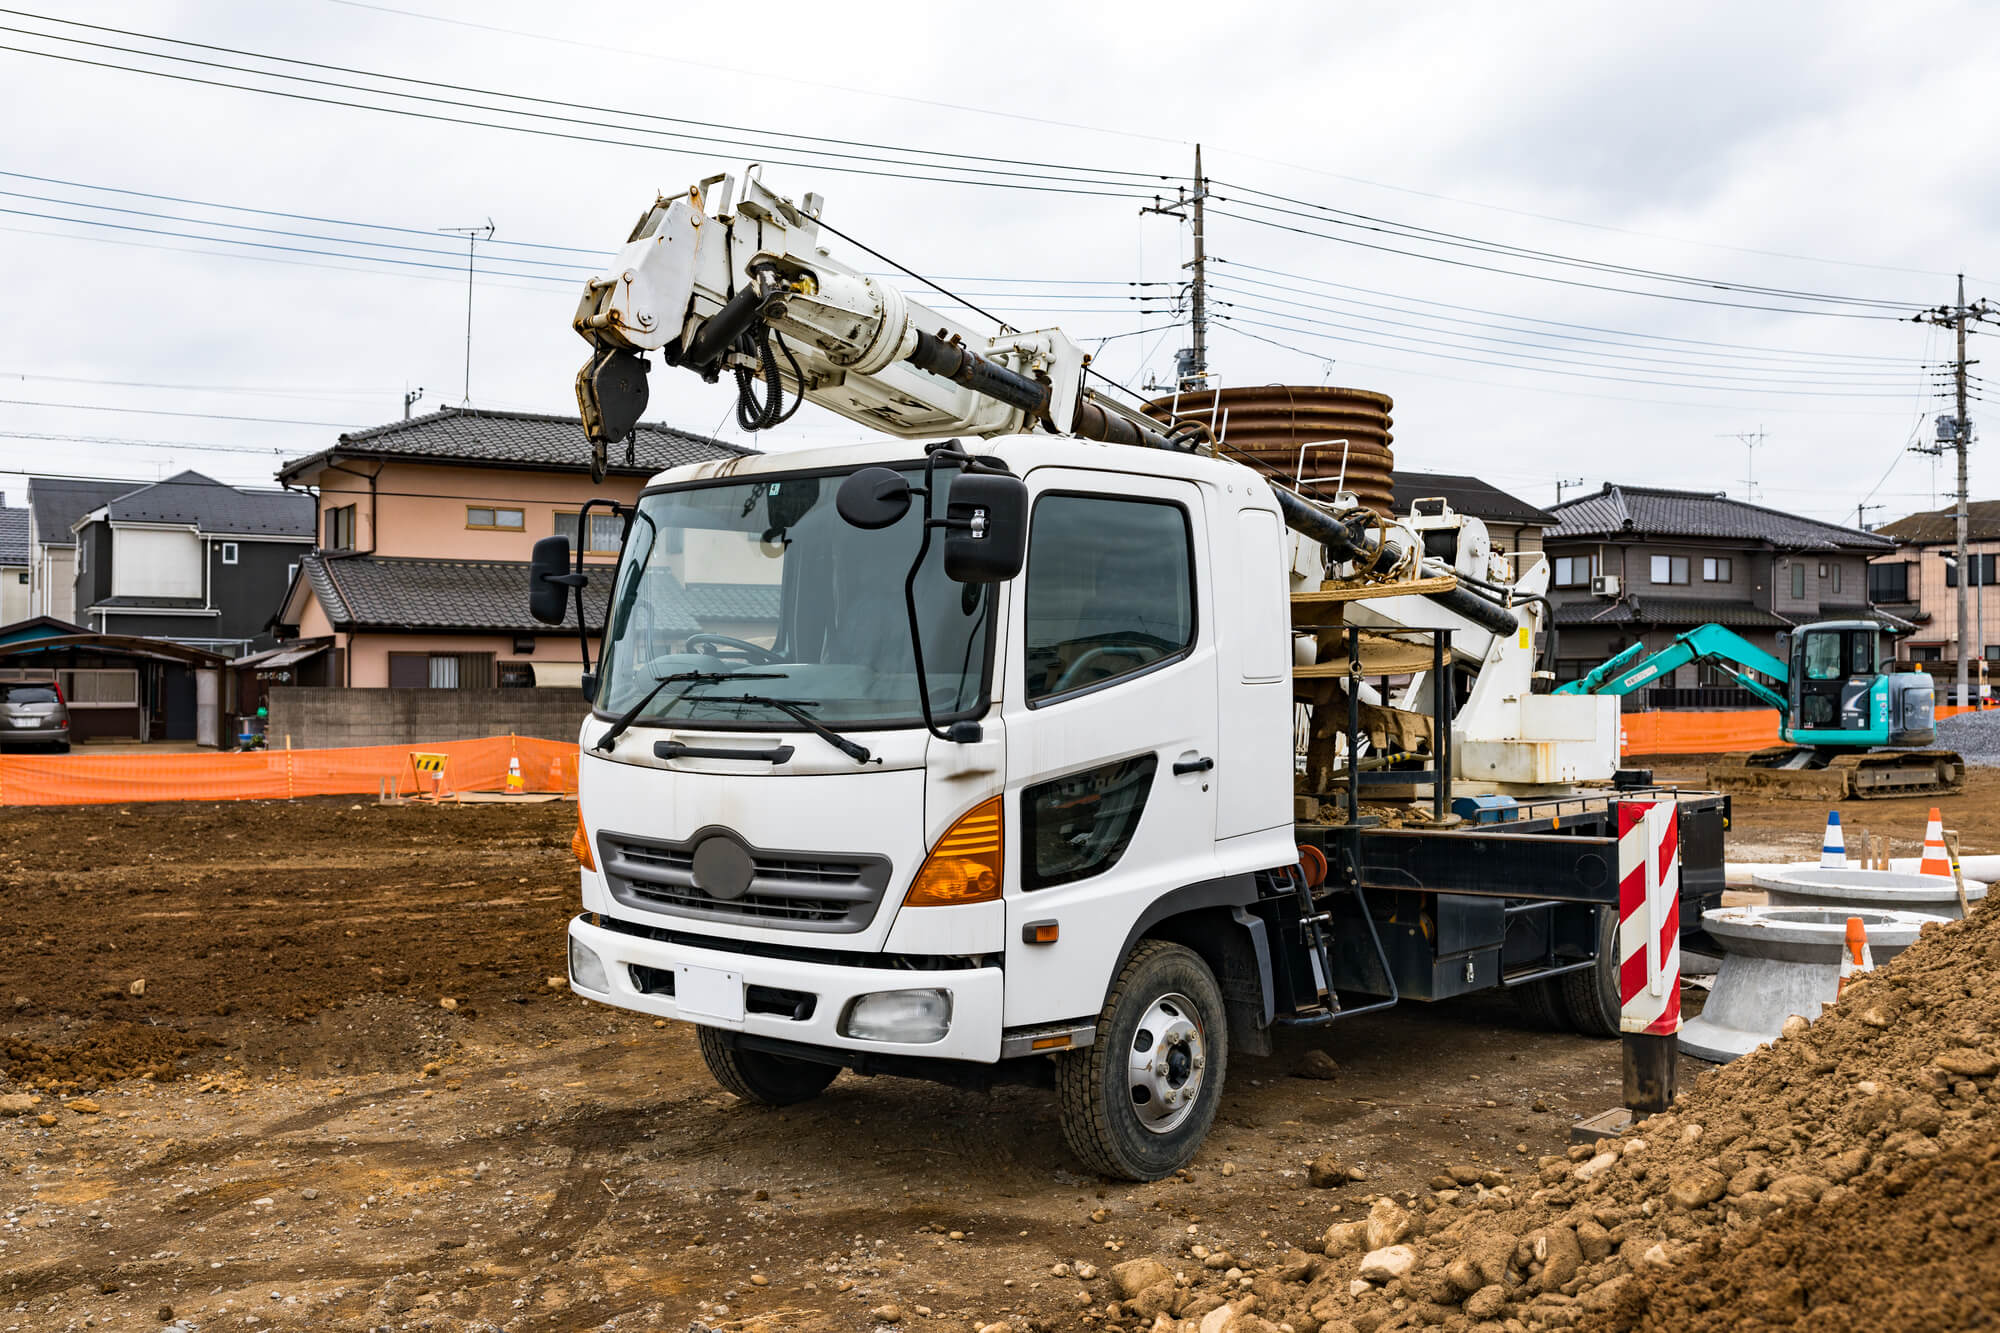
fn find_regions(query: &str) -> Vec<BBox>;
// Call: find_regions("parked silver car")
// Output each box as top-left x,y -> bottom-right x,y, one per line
1,680 -> 70,752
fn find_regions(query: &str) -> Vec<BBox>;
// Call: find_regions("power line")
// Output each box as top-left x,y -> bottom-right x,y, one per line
1210,180 -> 1923,311
1208,208 -> 1920,321
0,399 -> 359,427
0,14 -> 1176,197
1211,261 -> 1929,366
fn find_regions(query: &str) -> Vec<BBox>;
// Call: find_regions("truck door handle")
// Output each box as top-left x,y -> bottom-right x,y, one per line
654,740 -> 796,764
1173,756 -> 1215,775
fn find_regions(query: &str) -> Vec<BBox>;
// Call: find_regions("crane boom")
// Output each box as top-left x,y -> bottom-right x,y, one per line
1553,624 -> 1790,710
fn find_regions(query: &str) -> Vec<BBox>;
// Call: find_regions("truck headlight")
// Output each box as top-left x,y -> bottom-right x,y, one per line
568,936 -> 611,993
840,988 -> 952,1044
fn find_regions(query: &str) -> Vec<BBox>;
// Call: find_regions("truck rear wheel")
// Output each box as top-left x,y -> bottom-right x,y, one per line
1558,908 -> 1621,1038
696,1027 -> 839,1106
1055,940 -> 1227,1181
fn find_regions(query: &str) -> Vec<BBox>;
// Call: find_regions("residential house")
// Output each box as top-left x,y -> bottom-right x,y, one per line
271,406 -> 752,689
71,471 -> 315,655
1867,500 -> 2000,668
1544,483 -> 1906,709
0,494 -> 27,625
1391,470 -> 1556,565
23,476 -> 146,623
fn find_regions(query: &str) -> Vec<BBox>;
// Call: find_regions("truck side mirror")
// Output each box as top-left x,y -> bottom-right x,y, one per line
529,535 -> 576,624
943,471 -> 1029,584
835,467 -> 913,529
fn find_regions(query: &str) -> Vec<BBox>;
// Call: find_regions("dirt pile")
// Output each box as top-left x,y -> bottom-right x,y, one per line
1101,903 -> 2000,1333
0,1022 -> 219,1088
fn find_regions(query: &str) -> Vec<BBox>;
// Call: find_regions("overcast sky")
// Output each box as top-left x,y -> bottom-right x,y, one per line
3,0 -> 1996,528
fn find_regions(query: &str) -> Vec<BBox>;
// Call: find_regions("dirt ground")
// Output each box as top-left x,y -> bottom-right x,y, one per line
0,772 -> 1992,1332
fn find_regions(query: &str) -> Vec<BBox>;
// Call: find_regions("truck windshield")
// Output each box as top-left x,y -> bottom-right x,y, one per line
594,466 -> 991,730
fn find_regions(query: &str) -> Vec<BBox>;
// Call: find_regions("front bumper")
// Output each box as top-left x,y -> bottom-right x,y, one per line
567,913 -> 1004,1063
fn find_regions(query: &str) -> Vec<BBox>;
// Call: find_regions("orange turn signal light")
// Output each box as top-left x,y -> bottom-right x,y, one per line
904,796 -> 1003,906
571,809 -> 596,871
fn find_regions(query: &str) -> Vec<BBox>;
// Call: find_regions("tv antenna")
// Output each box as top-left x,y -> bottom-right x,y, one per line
438,219 -> 495,404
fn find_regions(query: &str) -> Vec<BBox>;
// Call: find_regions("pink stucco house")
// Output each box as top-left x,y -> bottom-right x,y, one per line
270,407 -> 750,688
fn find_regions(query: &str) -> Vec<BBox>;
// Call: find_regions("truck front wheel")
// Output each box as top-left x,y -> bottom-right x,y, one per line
696,1027 -> 839,1106
1056,940 -> 1227,1181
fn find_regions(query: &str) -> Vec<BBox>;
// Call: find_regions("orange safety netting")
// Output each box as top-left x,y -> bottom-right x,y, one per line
1621,702 -> 1990,757
0,734 -> 581,807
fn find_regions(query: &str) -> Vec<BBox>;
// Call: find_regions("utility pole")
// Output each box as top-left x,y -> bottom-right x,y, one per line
1854,501 -> 1883,530
1555,477 -> 1587,505
1141,147 -> 1210,390
1914,273 -> 1996,708
438,219 -> 495,405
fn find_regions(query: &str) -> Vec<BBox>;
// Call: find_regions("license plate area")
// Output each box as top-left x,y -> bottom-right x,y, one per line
675,964 -> 745,1023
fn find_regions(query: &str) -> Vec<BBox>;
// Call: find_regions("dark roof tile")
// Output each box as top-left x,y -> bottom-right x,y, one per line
25,477 -> 148,548
103,471 -> 314,537
0,504 -> 27,566
1552,597 -> 1794,629
1391,471 -> 1556,526
1874,500 -> 2000,545
279,406 -> 752,482
1547,483 -> 1892,551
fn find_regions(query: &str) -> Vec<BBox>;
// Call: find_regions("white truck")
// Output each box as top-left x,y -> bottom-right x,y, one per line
541,172 -> 1728,1179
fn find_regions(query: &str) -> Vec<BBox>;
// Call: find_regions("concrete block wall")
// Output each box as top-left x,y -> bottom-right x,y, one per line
267,686 -> 591,750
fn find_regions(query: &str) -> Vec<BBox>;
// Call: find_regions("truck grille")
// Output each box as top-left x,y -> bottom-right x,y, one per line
599,829 -> 893,934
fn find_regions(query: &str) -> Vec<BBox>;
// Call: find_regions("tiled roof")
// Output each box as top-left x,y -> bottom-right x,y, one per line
26,476 -> 147,548
300,554 -> 614,634
1547,484 -> 1893,551
1391,471 -> 1556,526
0,504 -> 27,566
682,582 -> 781,621
1874,500 -> 2000,545
102,471 -> 315,537
278,406 -> 753,483
1552,597 -> 1793,629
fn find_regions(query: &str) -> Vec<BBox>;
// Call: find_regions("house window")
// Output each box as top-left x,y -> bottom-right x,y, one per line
1702,557 -> 1731,582
221,542 -> 239,565
387,652 -> 496,689
1553,555 -> 1595,588
466,506 -> 525,531
555,511 -> 624,554
499,661 -> 536,688
77,540 -> 86,574
1649,555 -> 1689,585
1944,554 -> 1999,587
1792,563 -> 1806,599
325,504 -> 356,550
1869,562 -> 1911,602
1832,563 -> 1842,593
287,562 -> 299,585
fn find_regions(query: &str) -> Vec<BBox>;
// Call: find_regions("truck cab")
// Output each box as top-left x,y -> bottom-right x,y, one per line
562,435 -> 1296,1177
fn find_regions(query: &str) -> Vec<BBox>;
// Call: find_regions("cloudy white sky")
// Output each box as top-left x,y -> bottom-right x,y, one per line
2,0 -> 1996,527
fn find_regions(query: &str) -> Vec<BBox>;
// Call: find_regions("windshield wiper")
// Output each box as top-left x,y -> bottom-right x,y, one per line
689,694 -> 873,765
590,671 -> 788,752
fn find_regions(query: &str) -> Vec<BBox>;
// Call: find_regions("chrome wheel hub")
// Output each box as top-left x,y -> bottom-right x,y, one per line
1127,992 -> 1205,1134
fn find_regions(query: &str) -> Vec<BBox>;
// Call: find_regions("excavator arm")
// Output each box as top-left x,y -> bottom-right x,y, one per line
1554,623 -> 1791,712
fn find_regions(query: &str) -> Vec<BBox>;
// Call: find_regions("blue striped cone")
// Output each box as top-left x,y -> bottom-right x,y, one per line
1820,811 -> 1847,869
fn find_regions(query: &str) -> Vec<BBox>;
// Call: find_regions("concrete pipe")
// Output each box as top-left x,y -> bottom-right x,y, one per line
1679,905 -> 1933,1064
1751,866 -> 1987,921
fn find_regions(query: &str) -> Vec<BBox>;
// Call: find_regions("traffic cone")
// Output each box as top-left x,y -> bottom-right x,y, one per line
1836,915 -> 1874,996
506,756 -> 524,794
1819,811 -> 1847,869
1918,807 -> 1951,877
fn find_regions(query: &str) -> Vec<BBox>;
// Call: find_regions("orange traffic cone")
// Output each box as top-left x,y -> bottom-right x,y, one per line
1918,807 -> 1952,877
506,756 -> 524,794
1837,915 -> 1874,996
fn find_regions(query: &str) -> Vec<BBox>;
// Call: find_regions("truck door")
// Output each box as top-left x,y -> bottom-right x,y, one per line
999,470 -> 1221,1029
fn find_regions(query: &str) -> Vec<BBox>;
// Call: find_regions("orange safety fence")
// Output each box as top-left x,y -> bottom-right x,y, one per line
1621,702 -> 1990,758
0,734 -> 581,807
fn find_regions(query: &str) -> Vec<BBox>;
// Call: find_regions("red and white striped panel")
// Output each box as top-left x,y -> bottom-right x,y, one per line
1617,799 -> 1681,1036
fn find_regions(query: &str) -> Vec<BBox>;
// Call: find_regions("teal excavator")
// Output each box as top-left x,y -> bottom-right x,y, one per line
1555,619 -> 1963,798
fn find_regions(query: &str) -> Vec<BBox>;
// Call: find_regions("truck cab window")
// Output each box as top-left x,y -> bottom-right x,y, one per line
1024,496 -> 1194,703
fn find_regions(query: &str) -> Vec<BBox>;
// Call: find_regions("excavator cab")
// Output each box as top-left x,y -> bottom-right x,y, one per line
1789,623 -> 1880,733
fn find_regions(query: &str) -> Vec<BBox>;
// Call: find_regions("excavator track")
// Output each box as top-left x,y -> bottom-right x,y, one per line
1705,748 -> 1965,801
